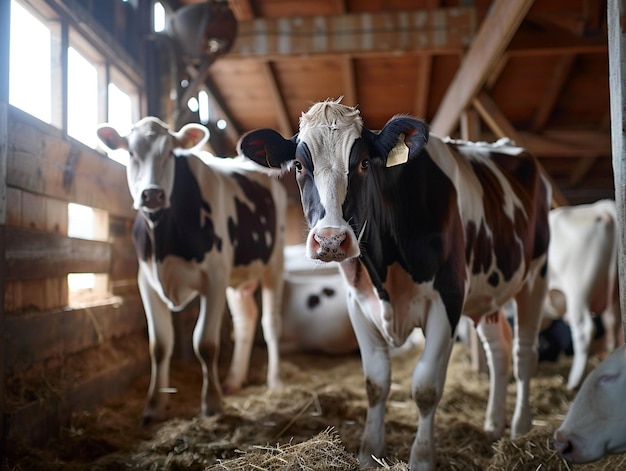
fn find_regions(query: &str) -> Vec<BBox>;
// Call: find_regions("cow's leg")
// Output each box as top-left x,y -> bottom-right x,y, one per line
222,282 -> 259,393
194,292 -> 227,416
409,296 -> 455,471
565,296 -> 594,390
476,308 -> 512,440
511,272 -> 547,438
346,292 -> 390,467
138,272 -> 174,426
260,264 -> 284,390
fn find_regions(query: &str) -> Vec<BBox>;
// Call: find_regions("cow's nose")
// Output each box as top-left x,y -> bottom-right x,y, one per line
553,431 -> 574,457
141,188 -> 165,210
311,228 -> 352,262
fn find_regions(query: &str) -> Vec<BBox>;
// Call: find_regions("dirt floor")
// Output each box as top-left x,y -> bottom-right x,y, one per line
3,340 -> 626,471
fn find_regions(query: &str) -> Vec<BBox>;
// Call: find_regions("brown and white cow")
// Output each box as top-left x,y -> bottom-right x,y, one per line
239,100 -> 551,470
554,344 -> 626,463
97,117 -> 286,425
543,199 -> 621,389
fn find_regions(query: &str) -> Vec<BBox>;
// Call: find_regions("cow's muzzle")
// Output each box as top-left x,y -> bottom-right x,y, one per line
141,188 -> 166,211
308,227 -> 358,262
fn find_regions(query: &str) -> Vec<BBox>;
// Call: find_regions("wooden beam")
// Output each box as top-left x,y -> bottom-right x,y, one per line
607,0 -> 626,337
531,54 -> 576,131
415,55 -> 432,119
341,56 -> 357,107
430,0 -> 534,137
517,131 -> 611,158
5,226 -> 111,281
228,8 -> 476,59
228,0 -> 255,20
261,61 -> 293,137
472,91 -> 569,206
569,156 -> 598,187
460,108 -> 481,141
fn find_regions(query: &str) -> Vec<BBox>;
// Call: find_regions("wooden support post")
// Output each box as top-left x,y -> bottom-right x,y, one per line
607,0 -> 626,339
0,0 -> 9,448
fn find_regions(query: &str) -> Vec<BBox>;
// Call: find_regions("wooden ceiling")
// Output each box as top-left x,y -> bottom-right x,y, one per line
174,0 -> 611,205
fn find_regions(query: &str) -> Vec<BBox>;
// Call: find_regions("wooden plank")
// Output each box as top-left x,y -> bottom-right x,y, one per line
531,54 -> 576,131
430,0 -> 534,137
5,296 -> 145,374
415,55 -> 432,119
5,226 -> 111,281
228,8 -> 476,59
6,107 -> 134,219
261,61 -> 293,137
607,0 -> 626,338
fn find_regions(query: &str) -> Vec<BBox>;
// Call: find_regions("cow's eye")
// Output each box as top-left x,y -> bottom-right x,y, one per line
294,160 -> 303,173
360,159 -> 370,171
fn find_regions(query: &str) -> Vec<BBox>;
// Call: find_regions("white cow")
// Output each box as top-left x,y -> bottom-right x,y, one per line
280,244 -> 423,355
280,244 -> 358,355
554,344 -> 626,463
545,199 -> 620,389
97,117 -> 286,425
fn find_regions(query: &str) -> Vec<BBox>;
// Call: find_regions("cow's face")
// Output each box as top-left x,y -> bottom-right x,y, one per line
97,117 -> 208,220
239,100 -> 428,263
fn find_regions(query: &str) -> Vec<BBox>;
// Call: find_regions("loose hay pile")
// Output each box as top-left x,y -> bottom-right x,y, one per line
3,341 -> 625,470
209,427 -> 359,471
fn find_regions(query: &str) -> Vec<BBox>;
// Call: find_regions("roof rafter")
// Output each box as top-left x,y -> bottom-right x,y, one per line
430,0 -> 535,137
471,91 -> 569,206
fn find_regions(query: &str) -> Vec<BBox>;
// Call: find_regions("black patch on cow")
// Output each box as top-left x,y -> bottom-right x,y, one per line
488,272 -> 499,287
296,142 -> 325,227
344,141 -> 465,334
132,157 -> 222,263
307,294 -> 320,309
227,173 -> 276,265
322,287 -> 335,297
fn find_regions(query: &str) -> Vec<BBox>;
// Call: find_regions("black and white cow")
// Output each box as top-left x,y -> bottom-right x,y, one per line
97,117 -> 286,425
239,100 -> 551,470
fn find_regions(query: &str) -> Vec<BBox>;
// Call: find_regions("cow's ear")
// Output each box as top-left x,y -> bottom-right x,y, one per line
96,125 -> 128,152
174,123 -> 209,152
374,116 -> 429,167
238,129 -> 297,169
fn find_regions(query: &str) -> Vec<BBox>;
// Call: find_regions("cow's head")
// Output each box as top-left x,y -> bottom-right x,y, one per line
239,99 -> 428,263
97,117 -> 208,220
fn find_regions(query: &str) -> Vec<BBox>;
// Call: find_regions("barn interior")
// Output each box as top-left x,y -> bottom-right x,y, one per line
0,0 -> 623,469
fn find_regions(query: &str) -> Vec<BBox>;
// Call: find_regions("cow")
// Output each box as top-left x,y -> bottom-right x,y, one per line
96,117 -> 286,425
543,199 -> 621,389
238,99 -> 551,470
554,344 -> 626,463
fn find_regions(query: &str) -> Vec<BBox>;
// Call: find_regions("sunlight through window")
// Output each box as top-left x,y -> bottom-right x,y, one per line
9,0 -> 52,122
68,47 -> 99,148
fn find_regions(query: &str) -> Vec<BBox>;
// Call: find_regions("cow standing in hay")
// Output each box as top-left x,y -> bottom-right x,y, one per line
239,100 -> 551,470
543,199 -> 621,390
97,117 -> 286,425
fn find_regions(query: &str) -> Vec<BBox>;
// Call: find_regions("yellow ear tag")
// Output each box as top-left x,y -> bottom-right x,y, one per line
386,133 -> 409,167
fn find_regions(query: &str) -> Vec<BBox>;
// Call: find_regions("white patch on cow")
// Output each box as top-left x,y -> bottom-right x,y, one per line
299,100 -> 362,233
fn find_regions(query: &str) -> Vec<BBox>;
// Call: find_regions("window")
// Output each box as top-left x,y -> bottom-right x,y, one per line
9,0 -> 141,154
9,1 -> 52,123
67,47 -> 99,147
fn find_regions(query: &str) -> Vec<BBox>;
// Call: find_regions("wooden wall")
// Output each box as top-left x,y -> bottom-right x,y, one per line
2,107 -> 149,445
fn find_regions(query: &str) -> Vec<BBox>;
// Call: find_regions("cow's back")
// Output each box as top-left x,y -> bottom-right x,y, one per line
188,154 -> 287,285
426,136 -> 551,319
